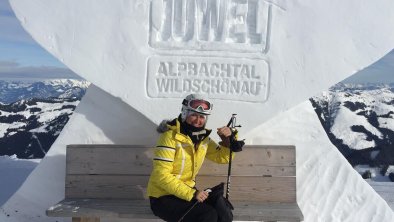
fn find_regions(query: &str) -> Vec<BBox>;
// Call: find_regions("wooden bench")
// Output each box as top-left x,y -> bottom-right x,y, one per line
46,144 -> 304,222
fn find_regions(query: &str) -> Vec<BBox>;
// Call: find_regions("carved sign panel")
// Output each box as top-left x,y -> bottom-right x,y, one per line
148,0 -> 272,102
147,56 -> 269,102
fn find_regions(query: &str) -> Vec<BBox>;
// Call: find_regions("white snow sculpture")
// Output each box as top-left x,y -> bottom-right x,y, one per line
9,0 -> 394,132
2,0 -> 394,221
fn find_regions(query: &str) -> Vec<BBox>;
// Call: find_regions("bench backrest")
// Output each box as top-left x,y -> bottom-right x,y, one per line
65,145 -> 296,203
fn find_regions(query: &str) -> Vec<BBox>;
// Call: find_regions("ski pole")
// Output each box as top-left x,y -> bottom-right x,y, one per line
225,114 -> 236,200
226,149 -> 233,200
177,189 -> 212,222
177,200 -> 198,222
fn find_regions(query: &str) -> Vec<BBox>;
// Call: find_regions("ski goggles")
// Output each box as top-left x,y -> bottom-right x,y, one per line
182,99 -> 212,114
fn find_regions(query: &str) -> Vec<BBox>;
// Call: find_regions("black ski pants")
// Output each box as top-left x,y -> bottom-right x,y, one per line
150,195 -> 218,222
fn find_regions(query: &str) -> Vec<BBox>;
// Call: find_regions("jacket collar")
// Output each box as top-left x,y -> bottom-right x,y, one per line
167,117 -> 211,143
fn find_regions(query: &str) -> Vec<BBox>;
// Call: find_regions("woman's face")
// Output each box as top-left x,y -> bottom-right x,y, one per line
185,112 -> 207,128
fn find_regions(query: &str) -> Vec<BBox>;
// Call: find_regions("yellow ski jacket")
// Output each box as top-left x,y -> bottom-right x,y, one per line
147,118 -> 232,201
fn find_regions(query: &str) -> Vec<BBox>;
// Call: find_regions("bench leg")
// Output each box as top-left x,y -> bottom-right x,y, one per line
72,217 -> 100,222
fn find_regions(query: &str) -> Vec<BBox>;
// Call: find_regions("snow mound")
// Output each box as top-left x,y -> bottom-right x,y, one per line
245,101 -> 394,222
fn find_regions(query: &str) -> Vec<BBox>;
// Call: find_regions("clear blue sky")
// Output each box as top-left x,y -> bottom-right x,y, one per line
0,0 -> 80,79
0,1 -> 393,83
342,50 -> 394,84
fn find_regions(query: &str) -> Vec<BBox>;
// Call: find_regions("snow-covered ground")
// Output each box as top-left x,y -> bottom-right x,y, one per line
314,84 -> 394,151
311,84 -> 394,182
368,181 -> 394,211
332,106 -> 383,149
354,165 -> 394,182
0,97 -> 81,158
0,155 -> 40,206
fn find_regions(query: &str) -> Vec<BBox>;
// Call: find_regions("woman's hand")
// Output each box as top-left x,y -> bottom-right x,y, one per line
217,126 -> 232,147
195,190 -> 209,203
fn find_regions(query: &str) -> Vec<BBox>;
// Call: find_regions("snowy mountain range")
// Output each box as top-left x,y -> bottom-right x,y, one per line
310,83 -> 394,181
1,80 -> 393,180
0,79 -> 89,104
0,79 -> 89,158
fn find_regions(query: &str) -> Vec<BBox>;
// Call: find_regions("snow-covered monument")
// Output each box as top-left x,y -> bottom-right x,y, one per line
2,0 -> 394,221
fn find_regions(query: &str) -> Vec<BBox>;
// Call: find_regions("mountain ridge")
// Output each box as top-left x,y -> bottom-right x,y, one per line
311,83 -> 394,181
0,79 -> 89,158
0,79 -> 89,104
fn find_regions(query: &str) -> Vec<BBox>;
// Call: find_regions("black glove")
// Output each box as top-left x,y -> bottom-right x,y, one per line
229,129 -> 244,152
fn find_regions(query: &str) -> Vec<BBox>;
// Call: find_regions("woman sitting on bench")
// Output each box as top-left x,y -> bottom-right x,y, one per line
147,94 -> 235,222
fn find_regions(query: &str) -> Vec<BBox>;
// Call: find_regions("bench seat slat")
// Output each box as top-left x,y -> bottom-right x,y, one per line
234,202 -> 304,221
66,175 -> 296,202
197,176 -> 296,203
67,145 -> 296,177
47,199 -> 304,221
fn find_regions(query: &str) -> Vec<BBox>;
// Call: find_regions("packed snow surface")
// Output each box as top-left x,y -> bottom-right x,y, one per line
368,181 -> 394,211
245,101 -> 394,221
0,155 -> 40,206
